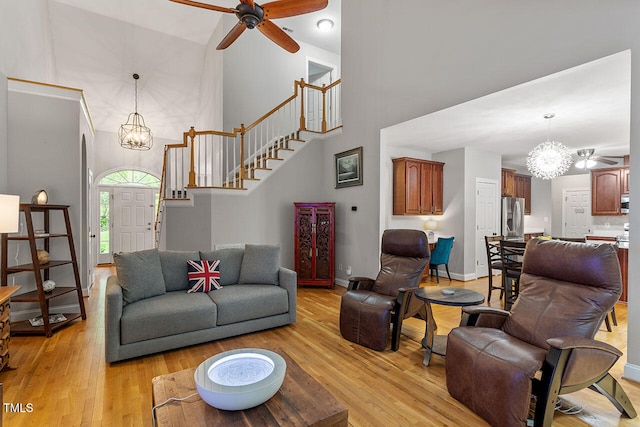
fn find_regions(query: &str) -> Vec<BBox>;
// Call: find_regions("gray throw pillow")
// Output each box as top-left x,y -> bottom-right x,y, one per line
159,250 -> 200,292
114,248 -> 166,304
200,248 -> 244,286
238,244 -> 280,285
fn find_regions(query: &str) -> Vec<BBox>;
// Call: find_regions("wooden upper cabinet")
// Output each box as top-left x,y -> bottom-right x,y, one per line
514,173 -> 532,215
621,166 -> 630,195
591,168 -> 621,215
501,168 -> 516,197
393,157 -> 445,215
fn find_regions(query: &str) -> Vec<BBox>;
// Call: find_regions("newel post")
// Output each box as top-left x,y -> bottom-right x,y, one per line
321,83 -> 327,133
239,124 -> 246,185
188,126 -> 196,187
299,79 -> 306,131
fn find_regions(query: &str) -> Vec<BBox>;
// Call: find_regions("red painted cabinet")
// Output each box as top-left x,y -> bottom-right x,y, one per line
294,202 -> 335,288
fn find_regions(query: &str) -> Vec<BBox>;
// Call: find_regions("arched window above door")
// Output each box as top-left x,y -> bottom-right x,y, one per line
99,170 -> 160,187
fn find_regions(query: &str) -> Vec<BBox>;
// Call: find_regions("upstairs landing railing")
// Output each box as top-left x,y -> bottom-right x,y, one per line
155,78 -> 341,244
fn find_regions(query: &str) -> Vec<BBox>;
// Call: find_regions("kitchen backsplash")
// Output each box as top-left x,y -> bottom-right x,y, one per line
592,215 -> 628,228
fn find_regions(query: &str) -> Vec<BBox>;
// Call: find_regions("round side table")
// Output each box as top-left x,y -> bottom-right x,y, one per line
414,286 -> 485,366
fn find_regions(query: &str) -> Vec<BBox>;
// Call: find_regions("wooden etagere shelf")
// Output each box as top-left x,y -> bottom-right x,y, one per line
1,204 -> 86,337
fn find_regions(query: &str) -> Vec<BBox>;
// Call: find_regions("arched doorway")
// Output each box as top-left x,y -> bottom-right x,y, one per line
97,169 -> 160,264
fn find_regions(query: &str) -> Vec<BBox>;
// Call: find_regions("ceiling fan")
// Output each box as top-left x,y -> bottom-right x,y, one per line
575,148 -> 620,169
169,0 -> 329,53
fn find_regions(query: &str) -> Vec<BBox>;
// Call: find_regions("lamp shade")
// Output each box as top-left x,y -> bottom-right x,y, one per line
0,194 -> 20,233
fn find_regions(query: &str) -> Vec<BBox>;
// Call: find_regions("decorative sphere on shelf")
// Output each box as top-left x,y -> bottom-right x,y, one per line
37,249 -> 50,264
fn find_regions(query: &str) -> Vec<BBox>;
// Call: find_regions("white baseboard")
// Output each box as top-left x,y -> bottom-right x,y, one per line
624,362 -> 640,384
335,278 -> 349,288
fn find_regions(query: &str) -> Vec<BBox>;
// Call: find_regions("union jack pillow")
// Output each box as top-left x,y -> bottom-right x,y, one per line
187,259 -> 222,293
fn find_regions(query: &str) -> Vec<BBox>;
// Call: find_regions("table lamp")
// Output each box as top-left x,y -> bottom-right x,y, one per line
0,194 -> 20,233
424,219 -> 438,240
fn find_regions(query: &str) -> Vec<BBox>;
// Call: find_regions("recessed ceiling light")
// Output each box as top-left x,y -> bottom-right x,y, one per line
316,19 -> 334,32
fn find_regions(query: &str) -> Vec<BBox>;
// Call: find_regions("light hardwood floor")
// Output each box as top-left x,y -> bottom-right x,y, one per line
1,267 -> 638,426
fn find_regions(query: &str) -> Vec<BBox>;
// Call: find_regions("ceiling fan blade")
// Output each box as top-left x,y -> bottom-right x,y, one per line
262,0 -> 328,19
169,0 -> 237,14
217,21 -> 247,50
240,0 -> 255,8
593,156 -> 618,165
257,19 -> 300,53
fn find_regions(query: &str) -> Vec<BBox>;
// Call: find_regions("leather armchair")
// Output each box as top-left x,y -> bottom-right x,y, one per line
339,229 -> 430,351
446,239 -> 636,427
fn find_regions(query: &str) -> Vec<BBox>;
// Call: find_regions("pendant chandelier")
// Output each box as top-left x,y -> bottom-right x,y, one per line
526,113 -> 572,180
119,73 -> 153,150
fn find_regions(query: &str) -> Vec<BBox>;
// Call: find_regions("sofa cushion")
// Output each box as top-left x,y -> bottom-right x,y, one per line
187,259 -> 222,293
120,291 -> 218,344
114,249 -> 165,304
207,284 -> 289,325
159,250 -> 200,292
238,244 -> 280,285
200,248 -> 244,286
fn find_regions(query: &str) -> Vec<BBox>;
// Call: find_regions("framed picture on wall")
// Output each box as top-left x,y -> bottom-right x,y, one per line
335,146 -> 363,188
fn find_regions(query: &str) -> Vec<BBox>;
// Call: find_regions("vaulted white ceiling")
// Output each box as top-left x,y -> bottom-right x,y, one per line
48,0 -> 341,141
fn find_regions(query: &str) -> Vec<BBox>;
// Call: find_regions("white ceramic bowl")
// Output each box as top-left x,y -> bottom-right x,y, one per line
194,348 -> 286,411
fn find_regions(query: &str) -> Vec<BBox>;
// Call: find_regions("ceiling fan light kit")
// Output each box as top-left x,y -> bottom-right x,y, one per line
169,0 -> 329,53
119,73 -> 153,151
574,147 -> 619,169
526,113 -> 573,180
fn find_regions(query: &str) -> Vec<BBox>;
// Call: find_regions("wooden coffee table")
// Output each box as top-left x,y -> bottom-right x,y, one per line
152,348 -> 348,426
414,286 -> 485,366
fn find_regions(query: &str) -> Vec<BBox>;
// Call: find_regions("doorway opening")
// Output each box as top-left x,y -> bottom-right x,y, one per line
97,169 -> 160,264
306,59 -> 338,130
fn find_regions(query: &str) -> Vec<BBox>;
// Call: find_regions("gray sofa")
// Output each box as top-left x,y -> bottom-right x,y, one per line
105,245 -> 296,363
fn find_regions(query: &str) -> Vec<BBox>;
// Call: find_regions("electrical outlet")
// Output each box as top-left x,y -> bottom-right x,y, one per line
338,263 -> 343,271
346,265 -> 352,276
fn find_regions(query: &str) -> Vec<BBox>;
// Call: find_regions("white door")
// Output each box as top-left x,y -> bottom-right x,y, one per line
307,60 -> 335,131
476,179 -> 499,278
563,188 -> 592,237
113,187 -> 155,253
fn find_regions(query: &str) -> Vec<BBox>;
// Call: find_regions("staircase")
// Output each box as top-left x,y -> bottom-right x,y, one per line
155,78 -> 342,245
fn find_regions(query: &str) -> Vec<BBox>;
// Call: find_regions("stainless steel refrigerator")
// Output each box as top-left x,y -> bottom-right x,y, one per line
501,197 -> 525,240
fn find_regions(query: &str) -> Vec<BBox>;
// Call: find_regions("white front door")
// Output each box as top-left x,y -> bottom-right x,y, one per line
476,179 -> 499,278
563,188 -> 592,237
113,186 -> 155,253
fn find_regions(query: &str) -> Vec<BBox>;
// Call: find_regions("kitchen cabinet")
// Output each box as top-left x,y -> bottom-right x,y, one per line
294,202 -> 335,288
621,166 -> 630,195
514,173 -> 532,215
393,157 -> 445,215
501,168 -> 516,197
591,168 -> 623,215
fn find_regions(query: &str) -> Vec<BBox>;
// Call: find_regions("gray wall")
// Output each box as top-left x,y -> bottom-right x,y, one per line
221,15 -> 341,134
6,89 -> 91,317
334,0 -> 640,381
0,74 -> 7,192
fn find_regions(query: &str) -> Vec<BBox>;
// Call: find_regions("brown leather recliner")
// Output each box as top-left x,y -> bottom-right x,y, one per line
339,229 -> 430,351
446,239 -> 636,427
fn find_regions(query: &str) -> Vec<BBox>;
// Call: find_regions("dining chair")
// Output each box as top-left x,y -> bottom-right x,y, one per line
499,239 -> 527,310
429,236 -> 454,283
484,235 -> 504,302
